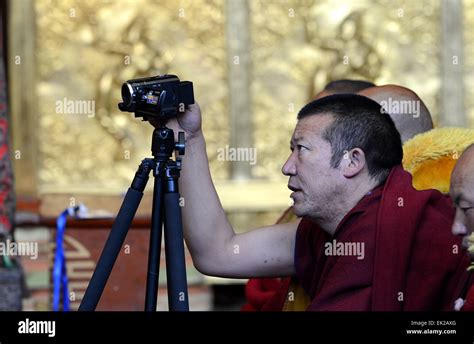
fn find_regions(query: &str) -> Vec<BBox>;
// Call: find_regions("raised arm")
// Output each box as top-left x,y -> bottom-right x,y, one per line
159,103 -> 298,278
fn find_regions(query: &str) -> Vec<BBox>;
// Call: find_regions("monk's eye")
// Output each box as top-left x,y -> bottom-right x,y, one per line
461,207 -> 474,214
297,144 -> 308,151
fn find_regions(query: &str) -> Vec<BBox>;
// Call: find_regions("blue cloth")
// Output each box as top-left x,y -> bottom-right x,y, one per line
53,208 -> 71,311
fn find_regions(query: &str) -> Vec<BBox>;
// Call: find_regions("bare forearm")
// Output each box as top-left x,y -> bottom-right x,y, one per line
165,103 -> 296,278
179,132 -> 234,270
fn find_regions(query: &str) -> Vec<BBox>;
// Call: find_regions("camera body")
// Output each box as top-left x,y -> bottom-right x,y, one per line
118,74 -> 194,121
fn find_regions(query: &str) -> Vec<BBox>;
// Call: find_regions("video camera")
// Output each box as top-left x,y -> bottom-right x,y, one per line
118,74 -> 194,121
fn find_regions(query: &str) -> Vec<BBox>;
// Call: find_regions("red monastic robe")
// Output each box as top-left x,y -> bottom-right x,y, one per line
250,166 -> 469,311
463,285 -> 474,311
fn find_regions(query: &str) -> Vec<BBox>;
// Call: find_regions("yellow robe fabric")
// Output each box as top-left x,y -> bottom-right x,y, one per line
403,127 -> 474,193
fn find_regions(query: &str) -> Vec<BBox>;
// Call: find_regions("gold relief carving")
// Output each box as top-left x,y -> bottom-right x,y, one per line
36,0 -> 227,193
251,0 -> 440,179
26,0 -> 452,194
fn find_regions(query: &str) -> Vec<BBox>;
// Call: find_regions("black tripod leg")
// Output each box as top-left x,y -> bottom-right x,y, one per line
144,175 -> 163,311
163,191 -> 189,311
79,161 -> 151,311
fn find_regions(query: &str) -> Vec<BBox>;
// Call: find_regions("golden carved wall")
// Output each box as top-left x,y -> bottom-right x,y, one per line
251,0 -> 442,179
35,0 -> 228,192
10,0 -> 473,205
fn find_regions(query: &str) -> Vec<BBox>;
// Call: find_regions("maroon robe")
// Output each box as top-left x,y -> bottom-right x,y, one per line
458,271 -> 474,311
295,165 -> 469,311
463,285 -> 474,311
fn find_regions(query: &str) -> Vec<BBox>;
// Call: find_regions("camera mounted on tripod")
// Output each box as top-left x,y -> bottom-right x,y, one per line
118,74 -> 194,121
80,74 -> 193,312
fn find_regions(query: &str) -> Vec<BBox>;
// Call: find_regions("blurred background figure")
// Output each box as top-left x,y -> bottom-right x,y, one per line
358,84 -> 433,143
450,144 -> 474,311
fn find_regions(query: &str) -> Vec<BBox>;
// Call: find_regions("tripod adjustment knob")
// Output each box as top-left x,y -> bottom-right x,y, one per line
175,131 -> 185,155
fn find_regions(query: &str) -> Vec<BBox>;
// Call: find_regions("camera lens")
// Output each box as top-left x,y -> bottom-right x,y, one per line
121,83 -> 134,107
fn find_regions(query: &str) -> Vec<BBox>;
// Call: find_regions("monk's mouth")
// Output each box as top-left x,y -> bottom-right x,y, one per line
290,189 -> 303,198
288,184 -> 300,192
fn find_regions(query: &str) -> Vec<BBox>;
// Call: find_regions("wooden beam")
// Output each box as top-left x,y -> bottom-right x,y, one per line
225,0 -> 253,180
440,0 -> 466,127
8,0 -> 38,196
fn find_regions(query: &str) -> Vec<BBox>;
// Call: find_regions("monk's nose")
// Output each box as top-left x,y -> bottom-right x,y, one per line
452,218 -> 468,236
282,153 -> 296,176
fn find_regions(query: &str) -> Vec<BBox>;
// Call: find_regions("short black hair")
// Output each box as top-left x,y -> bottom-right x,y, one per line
324,79 -> 376,94
297,94 -> 403,183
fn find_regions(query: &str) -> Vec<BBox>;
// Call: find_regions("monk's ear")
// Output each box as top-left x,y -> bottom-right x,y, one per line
341,148 -> 366,178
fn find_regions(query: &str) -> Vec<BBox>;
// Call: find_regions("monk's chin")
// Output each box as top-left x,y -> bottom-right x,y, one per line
293,205 -> 319,221
292,204 -> 306,218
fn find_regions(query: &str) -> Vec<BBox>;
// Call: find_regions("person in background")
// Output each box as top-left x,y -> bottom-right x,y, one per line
450,144 -> 474,311
358,84 -> 433,143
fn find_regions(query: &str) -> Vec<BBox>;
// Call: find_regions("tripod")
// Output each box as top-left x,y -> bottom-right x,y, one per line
79,123 -> 189,311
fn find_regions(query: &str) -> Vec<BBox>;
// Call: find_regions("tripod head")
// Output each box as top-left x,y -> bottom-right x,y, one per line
151,123 -> 185,163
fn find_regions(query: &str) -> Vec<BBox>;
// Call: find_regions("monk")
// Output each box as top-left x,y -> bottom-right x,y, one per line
314,79 -> 375,99
358,84 -> 433,143
243,79 -> 376,311
450,144 -> 474,311
161,94 -> 468,310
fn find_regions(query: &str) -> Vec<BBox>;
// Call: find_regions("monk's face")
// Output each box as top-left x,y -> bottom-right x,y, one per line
282,114 -> 347,220
450,152 -> 474,255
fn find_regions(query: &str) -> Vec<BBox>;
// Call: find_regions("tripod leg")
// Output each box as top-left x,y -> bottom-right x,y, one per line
144,176 -> 163,311
79,160 -> 151,311
163,191 -> 189,311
